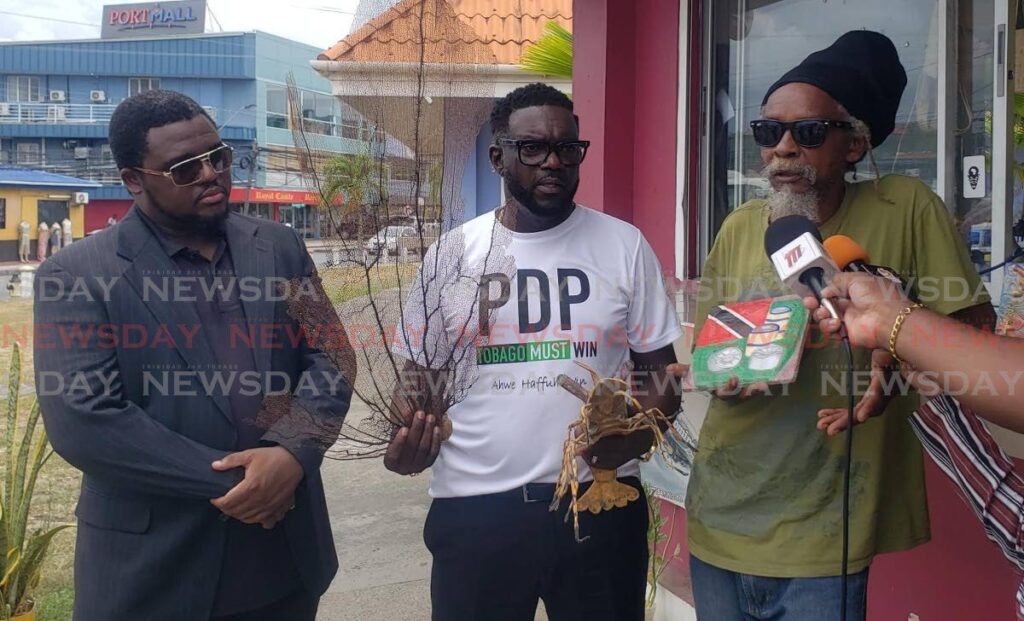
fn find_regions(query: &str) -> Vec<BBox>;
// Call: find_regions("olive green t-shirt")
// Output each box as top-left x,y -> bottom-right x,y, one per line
686,175 -> 990,577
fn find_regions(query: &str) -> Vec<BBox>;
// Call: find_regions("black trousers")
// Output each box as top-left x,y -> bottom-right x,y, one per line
425,477 -> 649,621
209,588 -> 319,621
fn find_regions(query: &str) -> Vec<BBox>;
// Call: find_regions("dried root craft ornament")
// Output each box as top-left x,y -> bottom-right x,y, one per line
551,361 -> 678,541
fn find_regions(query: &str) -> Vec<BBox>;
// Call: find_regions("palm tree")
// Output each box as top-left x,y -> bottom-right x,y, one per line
520,21 -> 573,79
322,153 -> 375,241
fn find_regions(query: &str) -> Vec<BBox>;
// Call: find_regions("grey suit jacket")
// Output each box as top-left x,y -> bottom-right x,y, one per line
33,208 -> 350,620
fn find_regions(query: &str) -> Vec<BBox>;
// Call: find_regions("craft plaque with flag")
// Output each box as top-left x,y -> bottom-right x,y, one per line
688,295 -> 809,390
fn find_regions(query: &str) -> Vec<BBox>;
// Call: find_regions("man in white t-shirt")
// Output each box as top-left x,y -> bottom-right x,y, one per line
385,83 -> 683,621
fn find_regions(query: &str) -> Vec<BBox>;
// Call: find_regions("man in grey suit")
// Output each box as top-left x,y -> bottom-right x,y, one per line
33,90 -> 350,620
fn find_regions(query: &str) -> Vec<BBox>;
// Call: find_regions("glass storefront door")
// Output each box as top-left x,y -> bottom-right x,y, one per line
278,204 -> 318,239
953,0 -> 1018,298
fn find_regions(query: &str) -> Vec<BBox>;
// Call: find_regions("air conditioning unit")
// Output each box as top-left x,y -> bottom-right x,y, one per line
89,90 -> 106,103
74,147 -> 89,159
73,192 -> 89,205
47,105 -> 67,121
0,103 -> 10,116
49,90 -> 66,102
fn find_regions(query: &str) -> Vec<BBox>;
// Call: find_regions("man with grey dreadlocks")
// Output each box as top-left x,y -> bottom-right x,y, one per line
670,30 -> 996,620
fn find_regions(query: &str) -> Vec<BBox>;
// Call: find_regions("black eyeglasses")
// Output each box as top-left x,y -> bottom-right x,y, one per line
497,139 -> 590,166
750,119 -> 853,149
135,144 -> 234,187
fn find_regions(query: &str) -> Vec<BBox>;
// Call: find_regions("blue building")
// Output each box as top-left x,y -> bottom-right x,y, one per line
0,30 -> 376,238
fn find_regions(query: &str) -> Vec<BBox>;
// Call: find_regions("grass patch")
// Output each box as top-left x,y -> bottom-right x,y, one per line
0,298 -> 78,621
0,298 -> 33,375
320,263 -> 420,305
35,587 -> 74,621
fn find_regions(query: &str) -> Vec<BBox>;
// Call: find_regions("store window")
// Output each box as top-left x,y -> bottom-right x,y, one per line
7,76 -> 42,102
278,203 -> 317,239
703,1 -> 941,246
266,84 -> 289,129
300,92 -> 338,136
0,198 -> 6,229
236,202 -> 274,221
37,200 -> 68,226
16,142 -> 41,165
128,78 -> 161,97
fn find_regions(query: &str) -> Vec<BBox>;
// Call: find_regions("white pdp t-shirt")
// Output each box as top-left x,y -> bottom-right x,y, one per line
395,206 -> 683,498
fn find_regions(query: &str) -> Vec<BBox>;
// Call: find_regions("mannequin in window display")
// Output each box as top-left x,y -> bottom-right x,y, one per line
62,217 -> 73,247
50,222 -> 62,255
36,222 -> 49,262
17,220 -> 30,262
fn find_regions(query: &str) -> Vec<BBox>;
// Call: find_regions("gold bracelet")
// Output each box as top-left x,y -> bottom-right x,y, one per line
888,303 -> 925,364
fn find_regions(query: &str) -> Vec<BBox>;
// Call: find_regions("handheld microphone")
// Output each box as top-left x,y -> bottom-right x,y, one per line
823,235 -> 917,301
764,215 -> 840,319
823,235 -> 870,273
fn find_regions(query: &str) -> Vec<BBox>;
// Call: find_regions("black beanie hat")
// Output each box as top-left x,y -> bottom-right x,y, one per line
762,30 -> 907,148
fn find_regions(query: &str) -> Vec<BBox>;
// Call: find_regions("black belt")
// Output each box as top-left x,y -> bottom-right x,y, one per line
491,476 -> 640,504
493,482 -> 561,503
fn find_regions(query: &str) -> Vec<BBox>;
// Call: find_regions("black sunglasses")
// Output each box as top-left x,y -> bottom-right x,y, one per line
750,119 -> 853,149
497,139 -> 591,166
135,144 -> 234,187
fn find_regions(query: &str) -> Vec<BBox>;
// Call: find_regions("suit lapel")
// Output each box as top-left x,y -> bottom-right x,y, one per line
224,214 -> 275,377
117,208 -> 233,425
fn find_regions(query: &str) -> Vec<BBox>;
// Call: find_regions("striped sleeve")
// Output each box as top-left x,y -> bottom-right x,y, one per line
910,394 -> 1024,620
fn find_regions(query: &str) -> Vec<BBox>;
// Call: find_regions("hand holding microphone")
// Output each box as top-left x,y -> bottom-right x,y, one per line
805,234 -> 915,350
788,233 -> 913,435
804,271 -> 911,350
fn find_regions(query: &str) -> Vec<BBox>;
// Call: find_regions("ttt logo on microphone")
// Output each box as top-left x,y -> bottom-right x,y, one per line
784,245 -> 804,268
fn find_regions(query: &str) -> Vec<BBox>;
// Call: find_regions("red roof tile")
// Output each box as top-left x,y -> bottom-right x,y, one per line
318,0 -> 572,65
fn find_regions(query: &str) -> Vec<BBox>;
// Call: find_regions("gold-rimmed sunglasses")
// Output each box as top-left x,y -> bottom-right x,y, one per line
134,144 -> 234,187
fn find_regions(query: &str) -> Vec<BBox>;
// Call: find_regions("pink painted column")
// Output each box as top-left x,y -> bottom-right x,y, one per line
572,0 -> 636,223
628,0 -> 680,273
572,0 -> 679,271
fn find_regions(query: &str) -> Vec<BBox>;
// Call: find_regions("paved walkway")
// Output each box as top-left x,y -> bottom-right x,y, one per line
316,398 -> 548,621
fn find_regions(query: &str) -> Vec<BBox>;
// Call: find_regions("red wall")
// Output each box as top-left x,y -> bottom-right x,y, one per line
85,200 -> 132,233
867,457 -> 1020,619
656,458 -> 1022,619
573,0 -> 679,272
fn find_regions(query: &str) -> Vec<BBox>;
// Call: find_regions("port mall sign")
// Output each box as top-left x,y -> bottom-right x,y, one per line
101,0 -> 206,39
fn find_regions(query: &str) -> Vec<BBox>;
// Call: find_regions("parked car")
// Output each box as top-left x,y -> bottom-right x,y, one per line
364,225 -> 418,256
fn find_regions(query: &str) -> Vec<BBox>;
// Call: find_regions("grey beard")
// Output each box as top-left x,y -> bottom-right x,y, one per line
766,188 -> 821,224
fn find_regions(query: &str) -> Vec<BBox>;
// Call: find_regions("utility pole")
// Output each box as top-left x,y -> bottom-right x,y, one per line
242,140 -> 259,216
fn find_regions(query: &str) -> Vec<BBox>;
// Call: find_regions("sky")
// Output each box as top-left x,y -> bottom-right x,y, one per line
0,0 -> 363,50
